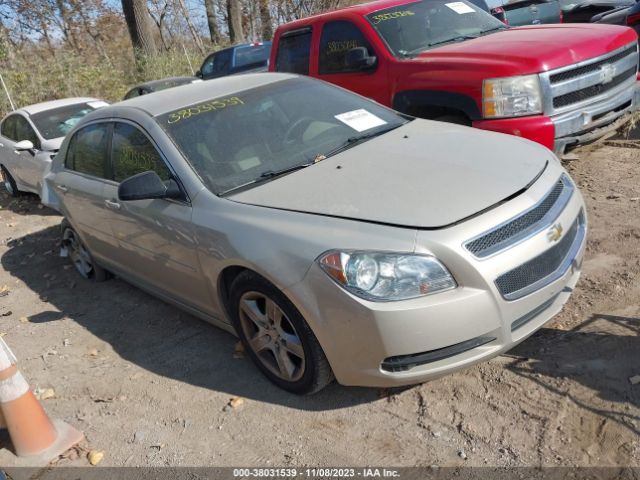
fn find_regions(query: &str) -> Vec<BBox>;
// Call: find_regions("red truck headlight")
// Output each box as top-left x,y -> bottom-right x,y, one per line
483,74 -> 543,119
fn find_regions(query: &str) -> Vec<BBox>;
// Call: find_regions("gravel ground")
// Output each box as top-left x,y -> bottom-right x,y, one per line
0,142 -> 638,469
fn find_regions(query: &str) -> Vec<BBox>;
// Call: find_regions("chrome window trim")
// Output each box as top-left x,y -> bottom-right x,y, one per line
464,174 -> 574,259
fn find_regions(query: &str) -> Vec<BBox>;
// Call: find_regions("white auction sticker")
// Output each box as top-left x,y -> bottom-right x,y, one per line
87,101 -> 109,109
445,2 -> 475,13
335,109 -> 387,132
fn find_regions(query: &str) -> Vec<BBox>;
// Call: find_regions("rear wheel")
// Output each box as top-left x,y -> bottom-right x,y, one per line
60,220 -> 111,282
229,271 -> 333,394
1,166 -> 19,197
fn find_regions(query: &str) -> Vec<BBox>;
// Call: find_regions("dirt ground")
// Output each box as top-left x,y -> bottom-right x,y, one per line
0,142 -> 638,470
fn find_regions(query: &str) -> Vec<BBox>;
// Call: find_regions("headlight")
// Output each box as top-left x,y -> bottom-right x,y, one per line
318,251 -> 456,302
483,74 -> 542,118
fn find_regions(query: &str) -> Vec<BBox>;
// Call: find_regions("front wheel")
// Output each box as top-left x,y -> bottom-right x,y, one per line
229,271 -> 334,394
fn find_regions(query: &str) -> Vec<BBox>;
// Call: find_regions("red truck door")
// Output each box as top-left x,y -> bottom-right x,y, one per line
315,20 -> 390,105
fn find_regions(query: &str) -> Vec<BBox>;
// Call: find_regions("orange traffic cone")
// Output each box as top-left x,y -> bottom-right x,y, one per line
0,338 -> 83,462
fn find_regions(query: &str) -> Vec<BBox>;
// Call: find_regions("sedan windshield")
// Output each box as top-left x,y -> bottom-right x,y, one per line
367,0 -> 507,57
31,102 -> 103,140
158,78 -> 408,195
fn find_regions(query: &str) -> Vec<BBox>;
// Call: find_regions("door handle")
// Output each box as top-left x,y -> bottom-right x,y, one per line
56,185 -> 68,193
104,199 -> 121,210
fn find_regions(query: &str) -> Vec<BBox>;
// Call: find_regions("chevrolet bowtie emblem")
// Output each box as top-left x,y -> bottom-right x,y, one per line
547,223 -> 563,242
599,64 -> 616,84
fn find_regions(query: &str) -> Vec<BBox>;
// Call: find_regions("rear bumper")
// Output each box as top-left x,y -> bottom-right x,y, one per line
473,81 -> 640,154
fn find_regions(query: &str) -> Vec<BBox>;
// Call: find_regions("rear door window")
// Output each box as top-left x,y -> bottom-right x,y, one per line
319,21 -> 375,74
65,123 -> 110,178
275,28 -> 312,75
111,122 -> 170,183
0,115 -> 18,141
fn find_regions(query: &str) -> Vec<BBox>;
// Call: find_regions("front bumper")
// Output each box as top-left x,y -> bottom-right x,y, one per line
285,165 -> 587,387
473,81 -> 640,154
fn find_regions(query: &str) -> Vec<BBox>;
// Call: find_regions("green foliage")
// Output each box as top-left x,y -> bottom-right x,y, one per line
0,47 -> 204,116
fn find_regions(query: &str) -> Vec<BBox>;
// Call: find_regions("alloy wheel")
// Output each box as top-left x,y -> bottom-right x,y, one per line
238,291 -> 306,382
62,228 -> 94,278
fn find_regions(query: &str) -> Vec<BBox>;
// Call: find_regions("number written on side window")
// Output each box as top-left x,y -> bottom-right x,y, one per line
112,123 -> 170,183
319,21 -> 375,74
66,123 -> 109,178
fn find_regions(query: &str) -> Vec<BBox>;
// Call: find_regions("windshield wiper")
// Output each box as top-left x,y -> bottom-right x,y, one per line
218,163 -> 312,197
479,26 -> 508,35
428,35 -> 479,48
321,124 -> 403,159
259,163 -> 312,179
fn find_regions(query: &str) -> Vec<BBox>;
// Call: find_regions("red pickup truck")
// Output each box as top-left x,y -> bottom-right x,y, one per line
269,0 -> 639,153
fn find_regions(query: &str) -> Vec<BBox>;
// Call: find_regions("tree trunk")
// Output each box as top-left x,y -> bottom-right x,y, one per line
204,0 -> 221,44
226,0 -> 244,44
121,0 -> 158,60
259,0 -> 273,40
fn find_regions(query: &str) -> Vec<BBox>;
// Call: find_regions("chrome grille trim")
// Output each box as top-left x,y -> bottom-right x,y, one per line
465,174 -> 573,259
495,210 -> 586,301
540,43 -> 639,116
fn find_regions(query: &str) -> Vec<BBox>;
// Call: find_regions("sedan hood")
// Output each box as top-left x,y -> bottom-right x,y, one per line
416,24 -> 637,74
229,120 -> 549,228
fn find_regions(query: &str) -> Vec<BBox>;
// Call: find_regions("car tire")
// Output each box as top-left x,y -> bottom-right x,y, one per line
1,166 -> 19,197
60,219 -> 112,282
229,271 -> 334,394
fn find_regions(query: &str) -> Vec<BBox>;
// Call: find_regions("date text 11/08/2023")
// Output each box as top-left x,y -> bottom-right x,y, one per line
232,468 -> 401,478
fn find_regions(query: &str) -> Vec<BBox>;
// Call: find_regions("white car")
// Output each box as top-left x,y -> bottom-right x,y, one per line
0,98 -> 108,198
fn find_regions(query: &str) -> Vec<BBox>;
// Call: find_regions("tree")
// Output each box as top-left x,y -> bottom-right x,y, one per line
204,0 -> 220,44
226,0 -> 243,44
259,0 -> 273,40
121,0 -> 157,60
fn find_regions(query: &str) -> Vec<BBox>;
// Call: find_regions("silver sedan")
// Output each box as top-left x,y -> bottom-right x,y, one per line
0,98 -> 107,198
43,74 -> 586,394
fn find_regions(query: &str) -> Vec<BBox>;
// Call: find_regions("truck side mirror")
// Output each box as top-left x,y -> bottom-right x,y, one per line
345,47 -> 377,71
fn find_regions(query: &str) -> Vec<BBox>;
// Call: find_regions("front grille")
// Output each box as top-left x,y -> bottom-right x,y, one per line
495,210 -> 585,300
553,66 -> 637,109
549,46 -> 636,84
465,175 -> 573,258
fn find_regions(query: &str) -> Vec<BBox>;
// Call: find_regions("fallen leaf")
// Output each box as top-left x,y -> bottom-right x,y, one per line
19,316 -> 28,323
36,388 -> 56,400
87,450 -> 104,465
0,285 -> 9,297
1,310 -> 11,317
630,375 -> 640,385
233,341 -> 244,359
229,397 -> 244,409
0,333 -> 6,337
88,348 -> 99,357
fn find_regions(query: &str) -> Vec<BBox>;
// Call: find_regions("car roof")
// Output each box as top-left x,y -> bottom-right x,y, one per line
16,97 -> 102,116
275,0 -> 419,29
101,72 -> 297,118
133,76 -> 198,91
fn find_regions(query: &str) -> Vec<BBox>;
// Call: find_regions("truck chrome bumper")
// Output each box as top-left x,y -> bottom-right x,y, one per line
552,81 -> 639,154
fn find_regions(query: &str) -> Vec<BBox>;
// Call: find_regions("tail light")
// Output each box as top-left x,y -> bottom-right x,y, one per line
491,6 -> 509,24
626,12 -> 640,25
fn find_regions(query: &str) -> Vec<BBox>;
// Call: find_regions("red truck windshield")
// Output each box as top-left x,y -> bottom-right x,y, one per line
367,0 -> 506,57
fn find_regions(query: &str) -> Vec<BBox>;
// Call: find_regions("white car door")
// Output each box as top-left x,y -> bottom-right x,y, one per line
13,115 -> 44,191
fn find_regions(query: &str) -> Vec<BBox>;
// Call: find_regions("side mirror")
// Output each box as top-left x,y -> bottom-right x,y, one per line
118,171 -> 182,202
195,70 -> 203,78
345,47 -> 377,71
14,140 -> 34,151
